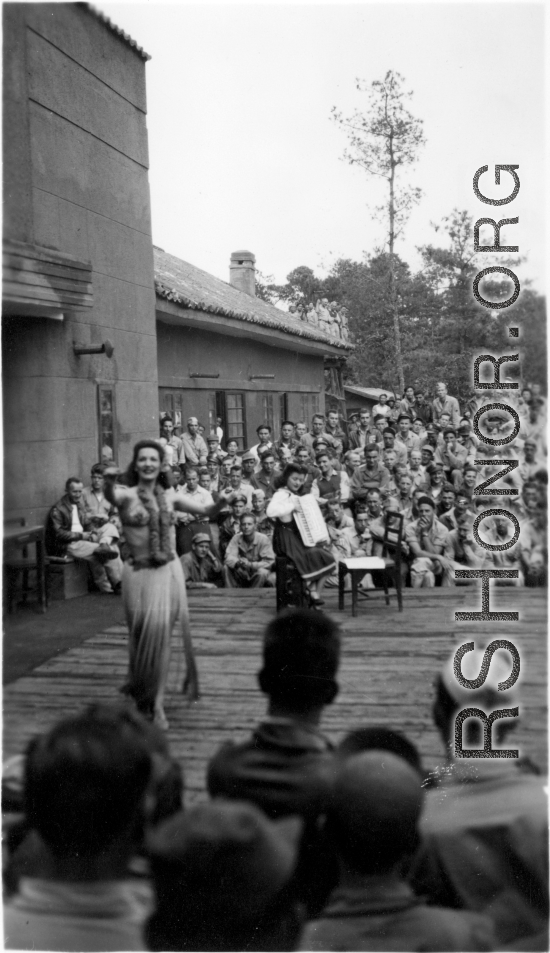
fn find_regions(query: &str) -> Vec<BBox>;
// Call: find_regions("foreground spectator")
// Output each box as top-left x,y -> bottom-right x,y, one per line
145,801 -> 303,951
3,707 -> 155,951
208,609 -> 341,914
45,476 -> 123,594
223,512 -> 276,588
409,650 -> 549,949
299,751 -> 495,951
337,725 -> 424,777
180,533 -> 223,589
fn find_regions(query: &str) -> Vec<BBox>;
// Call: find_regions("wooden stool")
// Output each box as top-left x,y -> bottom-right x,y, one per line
275,557 -> 308,612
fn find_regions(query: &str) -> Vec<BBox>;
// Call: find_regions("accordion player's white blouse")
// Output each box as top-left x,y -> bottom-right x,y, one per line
266,488 -> 300,523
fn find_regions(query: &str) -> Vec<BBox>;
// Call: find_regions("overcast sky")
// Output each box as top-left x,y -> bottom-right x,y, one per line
100,1 -> 545,294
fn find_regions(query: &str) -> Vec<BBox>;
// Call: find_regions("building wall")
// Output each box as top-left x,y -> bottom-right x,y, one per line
3,4 -> 158,523
344,391 -> 378,419
156,320 -> 325,446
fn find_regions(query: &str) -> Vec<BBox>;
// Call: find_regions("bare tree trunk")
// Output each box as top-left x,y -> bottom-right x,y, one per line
388,134 -> 405,393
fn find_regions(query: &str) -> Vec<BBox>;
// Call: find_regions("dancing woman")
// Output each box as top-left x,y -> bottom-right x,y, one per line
266,463 -> 336,606
104,441 -> 226,728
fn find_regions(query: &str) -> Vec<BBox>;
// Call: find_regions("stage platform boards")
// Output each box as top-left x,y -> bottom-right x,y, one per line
3,587 -> 547,802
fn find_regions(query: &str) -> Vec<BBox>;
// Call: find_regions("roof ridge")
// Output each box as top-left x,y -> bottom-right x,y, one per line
153,247 -> 353,351
83,4 -> 151,61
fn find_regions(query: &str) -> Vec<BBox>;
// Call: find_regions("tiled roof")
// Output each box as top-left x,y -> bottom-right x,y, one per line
154,247 -> 353,352
345,384 -> 397,399
84,4 -> 151,60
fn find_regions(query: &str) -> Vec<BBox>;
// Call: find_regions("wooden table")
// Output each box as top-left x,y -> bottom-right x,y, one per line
3,523 -> 47,613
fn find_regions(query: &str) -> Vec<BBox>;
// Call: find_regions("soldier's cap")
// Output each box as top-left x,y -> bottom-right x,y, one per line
312,437 -> 329,448
397,414 -> 412,423
422,446 -> 435,456
206,435 -> 219,443
524,438 -> 538,448
232,494 -> 248,504
192,533 -> 211,545
439,646 -> 519,710
241,451 -> 256,462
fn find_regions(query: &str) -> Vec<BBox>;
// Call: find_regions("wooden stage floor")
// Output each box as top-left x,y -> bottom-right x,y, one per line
3,586 -> 547,800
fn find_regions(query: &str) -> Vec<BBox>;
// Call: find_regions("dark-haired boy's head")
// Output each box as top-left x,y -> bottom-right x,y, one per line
329,751 -> 423,875
258,609 -> 340,713
24,706 -> 153,862
337,726 -> 423,777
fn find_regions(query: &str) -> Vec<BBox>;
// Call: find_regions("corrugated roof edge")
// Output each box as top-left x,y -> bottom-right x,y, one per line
155,279 -> 354,351
83,4 -> 151,60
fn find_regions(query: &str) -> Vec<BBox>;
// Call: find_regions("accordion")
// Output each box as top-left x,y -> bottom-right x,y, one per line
294,494 -> 330,547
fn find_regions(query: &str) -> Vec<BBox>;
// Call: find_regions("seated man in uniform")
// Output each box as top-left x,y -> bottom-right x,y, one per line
82,463 -> 122,540
218,494 -> 248,560
404,495 -> 452,588
251,489 -> 274,539
180,532 -> 224,589
223,512 -> 276,589
46,477 -> 122,594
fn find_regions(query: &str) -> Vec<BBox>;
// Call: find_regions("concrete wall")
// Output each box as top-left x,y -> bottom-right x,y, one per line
3,4 -> 158,523
156,320 -> 325,444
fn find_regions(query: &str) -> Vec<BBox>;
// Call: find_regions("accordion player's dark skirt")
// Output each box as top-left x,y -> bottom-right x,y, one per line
273,520 -> 336,582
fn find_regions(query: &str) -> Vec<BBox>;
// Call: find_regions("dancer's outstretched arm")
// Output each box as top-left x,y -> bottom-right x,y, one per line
173,494 -> 231,519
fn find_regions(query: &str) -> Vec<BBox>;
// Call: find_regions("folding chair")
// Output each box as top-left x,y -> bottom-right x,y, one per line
338,510 -> 405,616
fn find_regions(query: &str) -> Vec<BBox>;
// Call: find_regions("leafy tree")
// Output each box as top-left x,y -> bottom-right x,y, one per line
418,209 -> 525,400
332,70 -> 426,392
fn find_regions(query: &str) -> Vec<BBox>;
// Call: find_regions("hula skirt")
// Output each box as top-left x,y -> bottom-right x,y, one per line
273,519 -> 336,582
121,557 -> 186,713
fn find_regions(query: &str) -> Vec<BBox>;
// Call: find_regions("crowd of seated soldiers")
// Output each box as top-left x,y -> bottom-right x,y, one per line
158,379 -> 547,593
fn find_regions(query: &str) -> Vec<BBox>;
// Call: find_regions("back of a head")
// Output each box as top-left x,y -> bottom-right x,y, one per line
25,708 -> 153,859
330,751 -> 424,875
433,647 -> 520,748
146,801 -> 302,951
338,726 -> 423,778
259,609 -> 340,710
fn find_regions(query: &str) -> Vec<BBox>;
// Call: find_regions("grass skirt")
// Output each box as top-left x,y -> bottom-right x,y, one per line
121,558 -> 186,714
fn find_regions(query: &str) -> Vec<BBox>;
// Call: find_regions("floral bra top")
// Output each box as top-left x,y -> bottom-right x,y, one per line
118,491 -> 176,528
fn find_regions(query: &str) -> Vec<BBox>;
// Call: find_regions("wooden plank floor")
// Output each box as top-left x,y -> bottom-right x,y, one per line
3,587 -> 547,802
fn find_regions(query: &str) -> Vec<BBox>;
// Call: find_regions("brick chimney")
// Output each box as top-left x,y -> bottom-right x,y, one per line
230,250 -> 256,297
